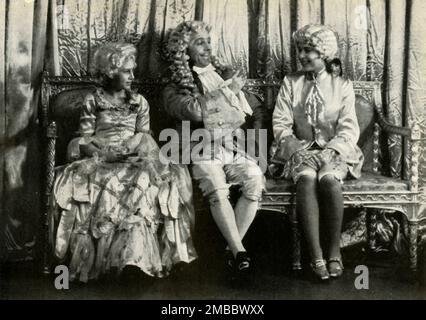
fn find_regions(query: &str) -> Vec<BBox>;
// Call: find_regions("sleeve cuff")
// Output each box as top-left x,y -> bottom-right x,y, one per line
326,137 -> 352,160
67,137 -> 84,162
78,135 -> 95,146
272,135 -> 305,163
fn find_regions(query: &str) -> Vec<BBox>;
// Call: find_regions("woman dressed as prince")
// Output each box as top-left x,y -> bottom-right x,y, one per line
270,25 -> 364,281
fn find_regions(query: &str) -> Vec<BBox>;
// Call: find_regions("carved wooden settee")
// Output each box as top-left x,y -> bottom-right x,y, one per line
258,80 -> 424,272
40,72 -> 424,274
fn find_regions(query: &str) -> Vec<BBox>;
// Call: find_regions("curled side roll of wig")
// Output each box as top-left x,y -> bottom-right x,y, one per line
91,42 -> 137,80
293,24 -> 339,62
163,20 -> 230,94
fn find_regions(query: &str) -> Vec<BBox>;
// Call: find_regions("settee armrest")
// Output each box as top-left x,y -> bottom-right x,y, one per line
375,100 -> 422,191
374,98 -> 411,138
372,91 -> 425,191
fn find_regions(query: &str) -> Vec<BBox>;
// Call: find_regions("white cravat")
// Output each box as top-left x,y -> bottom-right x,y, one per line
192,64 -> 253,116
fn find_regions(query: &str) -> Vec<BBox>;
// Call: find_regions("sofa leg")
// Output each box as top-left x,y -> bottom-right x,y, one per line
367,209 -> 377,253
409,220 -> 419,272
291,206 -> 302,270
42,122 -> 57,275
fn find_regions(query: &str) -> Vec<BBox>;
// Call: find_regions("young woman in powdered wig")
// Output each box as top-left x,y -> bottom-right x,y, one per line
52,42 -> 197,282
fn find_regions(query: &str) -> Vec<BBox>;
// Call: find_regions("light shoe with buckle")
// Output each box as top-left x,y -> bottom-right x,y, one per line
310,259 -> 330,281
328,257 -> 344,278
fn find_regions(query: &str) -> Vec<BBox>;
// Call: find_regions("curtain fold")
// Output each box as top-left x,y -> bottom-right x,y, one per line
1,0 -> 425,260
385,0 -> 406,178
405,0 -> 426,206
0,0 -> 49,261
48,0 -> 426,249
45,0 -> 61,76
0,0 -> 6,260
202,0 -> 249,73
56,0 -> 196,77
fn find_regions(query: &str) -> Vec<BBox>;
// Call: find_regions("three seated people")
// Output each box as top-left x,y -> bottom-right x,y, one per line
52,22 -> 362,283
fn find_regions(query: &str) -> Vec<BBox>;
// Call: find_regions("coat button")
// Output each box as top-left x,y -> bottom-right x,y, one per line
218,120 -> 224,126
215,107 -> 221,112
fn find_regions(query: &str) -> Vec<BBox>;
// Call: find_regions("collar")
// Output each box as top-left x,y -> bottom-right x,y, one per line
192,63 -> 216,75
96,88 -> 139,110
307,67 -> 328,82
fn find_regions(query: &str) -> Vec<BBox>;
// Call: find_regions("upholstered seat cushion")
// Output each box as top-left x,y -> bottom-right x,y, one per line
265,172 -> 409,193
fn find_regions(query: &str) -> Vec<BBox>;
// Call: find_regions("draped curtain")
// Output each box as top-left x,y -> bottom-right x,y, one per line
1,0 -> 425,260
0,0 -> 50,260
55,0 -> 197,78
53,0 -> 426,220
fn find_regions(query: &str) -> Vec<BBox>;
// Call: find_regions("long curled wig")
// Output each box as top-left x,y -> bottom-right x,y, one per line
163,21 -> 232,95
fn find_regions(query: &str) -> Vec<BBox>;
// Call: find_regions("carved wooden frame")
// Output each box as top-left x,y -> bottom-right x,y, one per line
258,80 -> 424,271
40,72 -> 158,273
40,72 -> 424,274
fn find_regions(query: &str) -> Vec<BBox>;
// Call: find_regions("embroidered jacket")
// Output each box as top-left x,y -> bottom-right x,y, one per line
161,65 -> 267,149
271,70 -> 364,178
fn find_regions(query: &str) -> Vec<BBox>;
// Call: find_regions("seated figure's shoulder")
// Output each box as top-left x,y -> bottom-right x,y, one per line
332,74 -> 353,87
129,91 -> 147,104
83,89 -> 97,103
342,76 -> 354,88
284,71 -> 306,82
161,70 -> 180,94
333,75 -> 354,95
128,91 -> 150,113
162,81 -> 178,91
81,90 -> 98,113
162,81 -> 181,97
85,87 -> 107,109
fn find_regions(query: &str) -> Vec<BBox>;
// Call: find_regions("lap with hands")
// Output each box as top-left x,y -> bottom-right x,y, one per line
293,147 -> 338,171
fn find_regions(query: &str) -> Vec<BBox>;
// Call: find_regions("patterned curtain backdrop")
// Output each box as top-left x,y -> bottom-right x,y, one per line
207,0 -> 426,212
0,0 -> 50,260
53,0 -> 426,246
201,0 -> 250,73
1,0 -> 425,260
55,0 -> 197,78
405,0 -> 426,213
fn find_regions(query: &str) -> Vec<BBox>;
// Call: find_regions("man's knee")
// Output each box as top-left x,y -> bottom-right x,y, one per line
241,173 -> 264,201
192,164 -> 228,197
207,188 -> 230,205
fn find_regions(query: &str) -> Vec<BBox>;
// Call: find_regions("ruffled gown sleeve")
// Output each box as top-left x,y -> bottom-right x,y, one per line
66,94 -> 97,161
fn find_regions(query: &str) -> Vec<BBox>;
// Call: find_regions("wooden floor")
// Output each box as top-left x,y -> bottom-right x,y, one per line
1,212 -> 426,300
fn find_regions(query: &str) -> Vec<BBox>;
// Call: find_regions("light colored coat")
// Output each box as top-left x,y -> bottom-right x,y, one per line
271,70 -> 364,178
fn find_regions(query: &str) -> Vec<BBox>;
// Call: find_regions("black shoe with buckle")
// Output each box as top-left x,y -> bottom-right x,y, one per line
225,249 -> 234,270
233,251 -> 253,284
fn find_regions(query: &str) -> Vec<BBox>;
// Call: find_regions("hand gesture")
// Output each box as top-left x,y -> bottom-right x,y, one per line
229,69 -> 246,94
103,146 -> 129,162
319,148 -> 337,165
